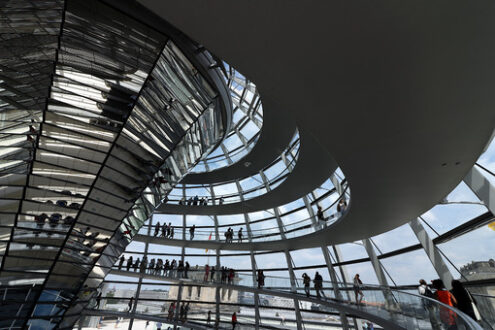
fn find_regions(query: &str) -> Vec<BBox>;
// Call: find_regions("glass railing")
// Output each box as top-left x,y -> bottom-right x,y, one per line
191,132 -> 260,173
103,267 -> 482,329
190,66 -> 263,175
161,138 -> 300,205
469,292 -> 495,329
138,185 -> 349,243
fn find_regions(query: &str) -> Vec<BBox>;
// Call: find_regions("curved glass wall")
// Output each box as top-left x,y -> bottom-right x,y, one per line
191,65 -> 262,173
93,58 -> 495,330
165,132 -> 299,206
1,2 -> 494,330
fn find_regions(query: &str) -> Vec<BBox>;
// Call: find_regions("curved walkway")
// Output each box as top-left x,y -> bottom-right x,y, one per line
139,0 -> 495,243
133,230 -> 329,251
107,269 -> 481,330
182,97 -> 297,184
158,126 -> 338,215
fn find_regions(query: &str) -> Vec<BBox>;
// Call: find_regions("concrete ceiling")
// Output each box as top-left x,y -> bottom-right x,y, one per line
140,0 -> 495,244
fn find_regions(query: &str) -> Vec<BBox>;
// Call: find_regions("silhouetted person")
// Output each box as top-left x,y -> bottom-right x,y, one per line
353,274 -> 364,303
257,270 -> 265,288
185,261 -> 190,278
133,258 -> 140,272
451,280 -> 480,321
126,256 -> 133,271
211,266 -> 216,282
183,302 -> 190,321
179,304 -> 185,321
128,296 -> 134,312
204,264 -> 210,281
177,260 -> 184,278
35,213 -> 47,230
154,221 -> 160,237
314,272 -> 325,299
161,223 -> 167,237
118,255 -> 125,270
149,258 -> 155,274
140,256 -> 147,273
317,205 -> 325,222
303,273 -> 311,297
164,260 -> 170,276
170,259 -> 177,277
238,228 -> 243,243
95,291 -> 102,309
232,312 -> 237,329
167,302 -> 175,320
189,225 -> 195,240
221,267 -> 227,284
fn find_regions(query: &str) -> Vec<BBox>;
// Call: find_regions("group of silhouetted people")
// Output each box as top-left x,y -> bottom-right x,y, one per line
154,221 -> 175,238
177,196 -> 227,205
224,227 -> 243,243
302,272 -> 326,298
152,222 -> 248,243
166,302 -> 190,322
118,256 -> 193,278
117,257 -> 239,284
179,195 -> 208,206
203,264 -> 236,284
419,278 -> 482,329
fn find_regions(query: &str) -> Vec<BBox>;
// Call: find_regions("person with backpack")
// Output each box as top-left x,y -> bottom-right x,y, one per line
418,279 -> 442,329
418,279 -> 435,301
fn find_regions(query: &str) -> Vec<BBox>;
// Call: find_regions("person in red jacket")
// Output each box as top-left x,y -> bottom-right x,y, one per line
232,312 -> 237,329
432,279 -> 458,329
204,264 -> 210,282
